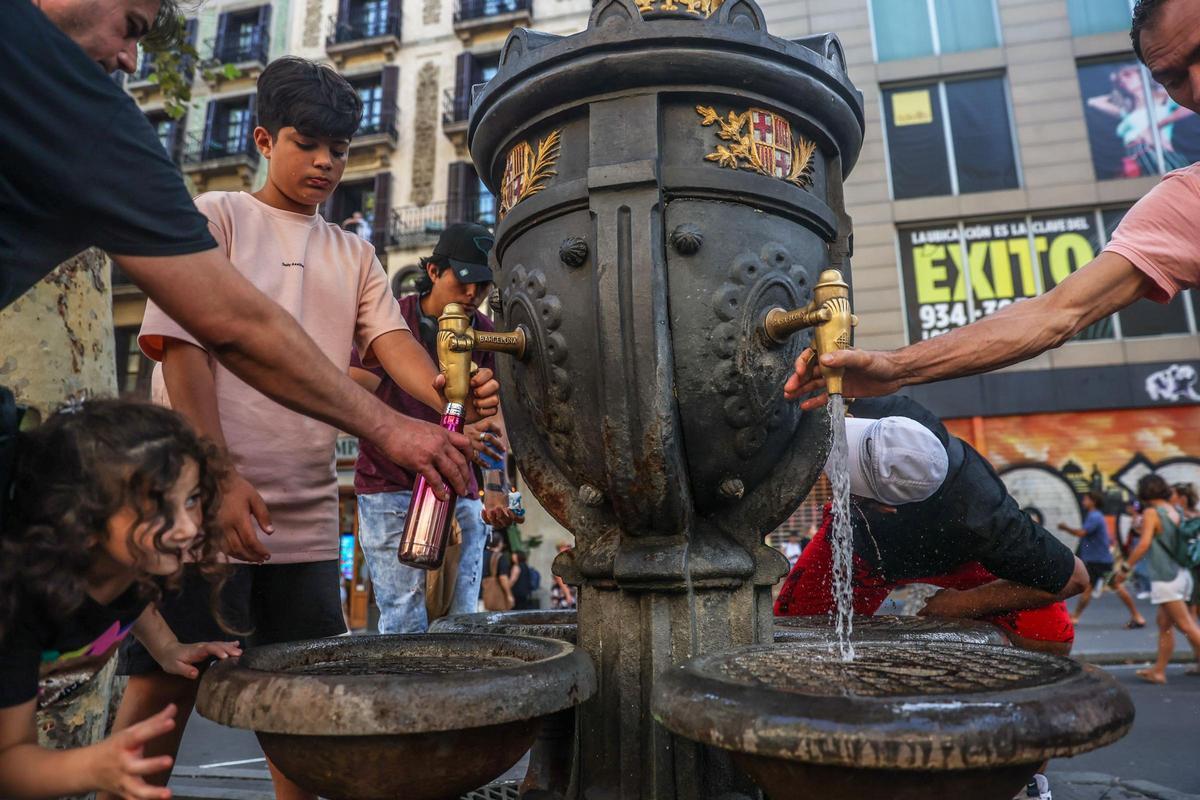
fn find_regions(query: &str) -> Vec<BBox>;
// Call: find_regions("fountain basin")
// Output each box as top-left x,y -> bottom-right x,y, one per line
433,610 -> 1012,648
431,610 -> 578,643
196,634 -> 596,800
652,641 -> 1133,800
773,614 -> 1010,646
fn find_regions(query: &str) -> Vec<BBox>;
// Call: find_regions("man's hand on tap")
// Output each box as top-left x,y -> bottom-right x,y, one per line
783,347 -> 907,411
431,367 -> 501,421
372,410 -> 473,501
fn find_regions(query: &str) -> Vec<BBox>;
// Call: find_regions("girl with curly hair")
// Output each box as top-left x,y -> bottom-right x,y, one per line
0,400 -> 240,800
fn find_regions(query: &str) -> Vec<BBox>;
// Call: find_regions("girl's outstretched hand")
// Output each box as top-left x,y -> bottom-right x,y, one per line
156,641 -> 242,680
88,704 -> 178,799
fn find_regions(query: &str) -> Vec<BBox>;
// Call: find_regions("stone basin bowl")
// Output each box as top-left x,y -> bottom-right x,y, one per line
773,614 -> 1011,646
431,609 -> 578,643
432,610 -> 1011,648
652,641 -> 1134,800
196,633 -> 596,800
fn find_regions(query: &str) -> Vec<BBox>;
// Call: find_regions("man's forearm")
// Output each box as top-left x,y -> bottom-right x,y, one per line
945,580 -> 1060,618
118,249 -> 399,444
889,252 -> 1151,388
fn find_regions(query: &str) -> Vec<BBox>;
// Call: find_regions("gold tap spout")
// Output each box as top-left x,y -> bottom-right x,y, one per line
762,269 -> 858,396
437,302 -> 529,407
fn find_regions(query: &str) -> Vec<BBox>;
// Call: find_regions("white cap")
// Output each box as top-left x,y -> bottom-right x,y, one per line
843,416 -> 949,506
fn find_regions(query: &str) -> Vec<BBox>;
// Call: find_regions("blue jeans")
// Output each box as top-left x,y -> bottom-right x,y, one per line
358,491 -> 488,633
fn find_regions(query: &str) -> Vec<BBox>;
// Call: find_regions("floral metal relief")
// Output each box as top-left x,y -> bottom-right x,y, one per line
499,130 -> 562,219
696,105 -> 817,189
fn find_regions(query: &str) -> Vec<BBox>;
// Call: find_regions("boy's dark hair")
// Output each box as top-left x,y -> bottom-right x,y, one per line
1130,0 -> 1169,63
1137,473 -> 1173,503
0,400 -> 231,641
414,255 -> 453,295
1085,489 -> 1106,510
256,56 -> 363,139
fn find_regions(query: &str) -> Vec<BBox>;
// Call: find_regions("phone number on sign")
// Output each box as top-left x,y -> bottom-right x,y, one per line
917,299 -> 1015,338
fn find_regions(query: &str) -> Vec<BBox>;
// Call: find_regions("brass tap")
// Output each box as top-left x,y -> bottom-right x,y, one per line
437,302 -> 529,406
762,269 -> 858,396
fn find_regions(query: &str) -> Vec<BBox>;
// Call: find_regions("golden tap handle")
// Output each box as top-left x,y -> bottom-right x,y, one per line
760,269 -> 856,396
437,305 -> 474,408
437,303 -> 530,408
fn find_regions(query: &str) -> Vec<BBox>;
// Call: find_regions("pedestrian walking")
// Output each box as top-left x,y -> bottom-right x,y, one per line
1114,475 -> 1200,684
1058,490 -> 1145,628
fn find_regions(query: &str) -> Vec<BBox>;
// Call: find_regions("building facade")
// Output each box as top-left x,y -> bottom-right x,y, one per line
113,0 -> 1200,580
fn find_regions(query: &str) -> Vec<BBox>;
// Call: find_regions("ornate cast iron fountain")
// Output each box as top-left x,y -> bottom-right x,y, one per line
469,0 -> 867,795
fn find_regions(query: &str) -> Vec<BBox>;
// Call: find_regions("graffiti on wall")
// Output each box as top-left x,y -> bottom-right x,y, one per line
944,407 -> 1200,550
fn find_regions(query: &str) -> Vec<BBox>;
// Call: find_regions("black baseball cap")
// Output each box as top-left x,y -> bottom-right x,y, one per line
432,222 -> 495,284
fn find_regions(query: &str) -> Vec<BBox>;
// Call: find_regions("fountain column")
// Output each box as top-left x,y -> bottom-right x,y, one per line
468,1 -> 864,797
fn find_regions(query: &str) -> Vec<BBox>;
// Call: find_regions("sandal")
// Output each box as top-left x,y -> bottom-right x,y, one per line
1136,669 -> 1167,684
1124,620 -> 1146,629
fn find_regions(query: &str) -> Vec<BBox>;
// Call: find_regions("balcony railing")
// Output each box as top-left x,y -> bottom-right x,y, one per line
357,104 -> 399,140
181,132 -> 259,167
390,200 -> 494,249
454,0 -> 532,23
327,8 -> 401,46
442,87 -> 470,129
209,26 -> 269,66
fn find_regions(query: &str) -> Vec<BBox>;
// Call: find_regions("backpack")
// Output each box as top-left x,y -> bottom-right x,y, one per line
1155,510 -> 1200,570
1180,517 -> 1200,569
527,564 -> 542,593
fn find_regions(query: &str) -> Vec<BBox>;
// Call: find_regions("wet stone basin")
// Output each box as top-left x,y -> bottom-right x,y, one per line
773,614 -> 1011,646
430,609 -> 579,644
653,641 -> 1134,800
196,633 -> 596,800
434,609 -> 1012,648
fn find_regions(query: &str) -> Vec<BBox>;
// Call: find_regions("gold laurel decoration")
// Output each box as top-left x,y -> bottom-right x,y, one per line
695,105 -> 816,190
499,129 -> 562,219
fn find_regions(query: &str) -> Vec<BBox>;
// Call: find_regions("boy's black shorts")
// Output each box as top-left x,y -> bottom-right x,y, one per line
1083,560 -> 1113,587
119,561 -> 346,676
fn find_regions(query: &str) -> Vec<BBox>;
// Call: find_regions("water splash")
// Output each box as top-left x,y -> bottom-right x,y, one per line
826,394 -> 855,662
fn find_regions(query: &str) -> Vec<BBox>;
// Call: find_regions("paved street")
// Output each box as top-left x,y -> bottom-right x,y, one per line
169,592 -> 1200,799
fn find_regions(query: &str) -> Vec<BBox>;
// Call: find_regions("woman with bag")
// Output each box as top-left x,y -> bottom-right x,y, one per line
481,534 -> 515,612
1115,474 -> 1200,684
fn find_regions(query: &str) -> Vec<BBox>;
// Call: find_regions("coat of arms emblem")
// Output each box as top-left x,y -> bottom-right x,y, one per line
499,130 -> 562,219
696,105 -> 817,188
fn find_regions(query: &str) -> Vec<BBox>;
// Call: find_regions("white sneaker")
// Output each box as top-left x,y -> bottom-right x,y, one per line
1022,774 -> 1051,800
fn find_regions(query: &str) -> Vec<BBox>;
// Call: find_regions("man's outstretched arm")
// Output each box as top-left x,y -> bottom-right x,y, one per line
786,252 -> 1152,409
115,247 -> 472,497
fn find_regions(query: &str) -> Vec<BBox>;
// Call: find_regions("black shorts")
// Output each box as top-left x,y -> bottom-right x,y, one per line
120,561 -> 346,676
1083,560 -> 1113,587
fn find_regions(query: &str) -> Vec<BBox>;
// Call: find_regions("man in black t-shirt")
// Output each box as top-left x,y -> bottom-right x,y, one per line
0,0 -> 484,502
775,395 -> 1089,656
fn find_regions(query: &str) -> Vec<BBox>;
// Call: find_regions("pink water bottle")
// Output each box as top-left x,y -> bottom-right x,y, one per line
397,402 -> 465,569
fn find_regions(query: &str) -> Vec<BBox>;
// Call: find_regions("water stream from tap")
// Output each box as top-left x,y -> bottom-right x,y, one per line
826,393 -> 855,661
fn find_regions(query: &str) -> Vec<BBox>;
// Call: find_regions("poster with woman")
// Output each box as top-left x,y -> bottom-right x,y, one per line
1077,58 -> 1200,180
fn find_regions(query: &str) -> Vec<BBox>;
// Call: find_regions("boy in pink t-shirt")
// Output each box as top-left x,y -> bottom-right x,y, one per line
106,58 -> 498,800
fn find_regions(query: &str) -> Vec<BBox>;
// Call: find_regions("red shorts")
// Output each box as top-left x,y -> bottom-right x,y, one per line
774,511 -> 1074,645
